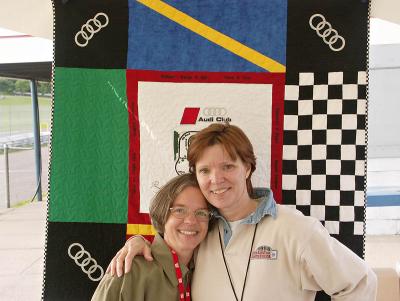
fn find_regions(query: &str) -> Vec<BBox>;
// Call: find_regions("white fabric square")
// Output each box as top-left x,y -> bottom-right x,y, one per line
356,130 -> 365,145
299,73 -> 314,85
298,130 -> 312,145
311,175 -> 326,190
327,130 -> 342,145
311,205 -> 326,221
298,100 -> 313,115
296,190 -> 311,205
342,84 -> 358,99
355,160 -> 365,176
342,115 -> 357,129
313,85 -> 328,100
285,85 -> 299,100
327,99 -> 342,114
357,99 -> 366,114
354,221 -> 364,235
340,206 -> 355,221
358,71 -> 367,85
284,115 -> 298,130
325,221 -> 340,234
283,145 -> 298,160
326,160 -> 341,175
340,175 -> 356,190
325,190 -> 340,206
311,145 -> 327,160
297,160 -> 312,175
282,175 -> 297,190
312,115 -> 327,129
341,145 -> 356,160
354,191 -> 365,206
328,72 -> 343,85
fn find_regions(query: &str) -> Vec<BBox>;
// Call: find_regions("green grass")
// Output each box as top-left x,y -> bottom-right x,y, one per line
0,95 -> 51,106
0,95 -> 52,135
11,192 -> 48,208
12,199 -> 33,208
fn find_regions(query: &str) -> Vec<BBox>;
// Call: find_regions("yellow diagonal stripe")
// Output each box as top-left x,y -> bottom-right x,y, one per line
127,224 -> 157,236
137,0 -> 286,72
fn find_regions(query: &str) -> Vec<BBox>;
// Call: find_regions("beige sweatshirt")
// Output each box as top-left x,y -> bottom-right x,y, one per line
192,205 -> 377,301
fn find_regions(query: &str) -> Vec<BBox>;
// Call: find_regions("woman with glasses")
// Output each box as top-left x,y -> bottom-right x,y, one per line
92,173 -> 210,301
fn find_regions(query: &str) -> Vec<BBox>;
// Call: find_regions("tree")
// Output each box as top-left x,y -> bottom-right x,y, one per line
15,80 -> 30,94
0,78 -> 16,95
38,81 -> 51,95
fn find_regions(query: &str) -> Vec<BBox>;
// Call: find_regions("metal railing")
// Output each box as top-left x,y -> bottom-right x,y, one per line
1,142 -> 47,208
3,144 -> 10,208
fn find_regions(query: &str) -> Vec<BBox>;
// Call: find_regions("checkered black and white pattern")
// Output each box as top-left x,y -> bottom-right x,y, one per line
282,71 -> 367,236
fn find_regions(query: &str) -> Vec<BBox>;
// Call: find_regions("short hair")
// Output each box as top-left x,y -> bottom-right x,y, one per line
149,173 -> 199,234
187,123 -> 256,195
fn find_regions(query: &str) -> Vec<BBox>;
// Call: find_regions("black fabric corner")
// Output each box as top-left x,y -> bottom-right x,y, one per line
54,0 -> 128,68
43,221 -> 126,300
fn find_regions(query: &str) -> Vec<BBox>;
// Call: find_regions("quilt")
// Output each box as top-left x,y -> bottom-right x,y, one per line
43,0 -> 370,300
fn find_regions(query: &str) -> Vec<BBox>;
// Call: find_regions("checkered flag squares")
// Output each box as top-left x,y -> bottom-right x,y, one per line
282,71 -> 366,236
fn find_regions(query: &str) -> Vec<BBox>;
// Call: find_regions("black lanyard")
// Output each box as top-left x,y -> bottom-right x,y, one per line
218,223 -> 258,301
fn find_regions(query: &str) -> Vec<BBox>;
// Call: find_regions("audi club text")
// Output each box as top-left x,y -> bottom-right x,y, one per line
198,117 -> 232,122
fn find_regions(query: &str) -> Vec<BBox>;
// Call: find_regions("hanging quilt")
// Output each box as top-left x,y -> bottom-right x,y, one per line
43,0 -> 370,300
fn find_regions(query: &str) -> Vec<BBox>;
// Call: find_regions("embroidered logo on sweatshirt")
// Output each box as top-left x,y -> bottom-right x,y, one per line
251,245 -> 278,260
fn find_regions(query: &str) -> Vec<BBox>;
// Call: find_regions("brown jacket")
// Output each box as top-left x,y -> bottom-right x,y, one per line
92,234 -> 192,301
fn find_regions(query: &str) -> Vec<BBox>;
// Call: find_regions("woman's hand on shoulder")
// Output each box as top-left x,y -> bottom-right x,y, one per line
106,236 -> 153,277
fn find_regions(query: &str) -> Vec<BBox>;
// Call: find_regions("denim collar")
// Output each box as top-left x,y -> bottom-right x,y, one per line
211,188 -> 277,246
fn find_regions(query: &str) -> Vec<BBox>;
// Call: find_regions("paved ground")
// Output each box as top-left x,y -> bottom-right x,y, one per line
0,201 -> 46,301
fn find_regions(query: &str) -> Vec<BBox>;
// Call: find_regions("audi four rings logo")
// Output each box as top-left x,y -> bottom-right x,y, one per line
202,107 -> 227,116
309,14 -> 345,52
75,12 -> 109,47
68,243 -> 104,281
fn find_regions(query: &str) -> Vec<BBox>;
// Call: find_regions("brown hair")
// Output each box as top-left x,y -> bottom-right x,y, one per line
187,123 -> 256,195
149,173 -> 200,234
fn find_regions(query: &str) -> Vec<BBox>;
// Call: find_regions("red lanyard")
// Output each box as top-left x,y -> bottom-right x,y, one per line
170,249 -> 191,301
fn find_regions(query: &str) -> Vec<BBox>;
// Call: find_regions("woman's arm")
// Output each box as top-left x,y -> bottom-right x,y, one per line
300,221 -> 377,300
92,260 -> 147,301
106,236 -> 153,277
91,273 -> 124,301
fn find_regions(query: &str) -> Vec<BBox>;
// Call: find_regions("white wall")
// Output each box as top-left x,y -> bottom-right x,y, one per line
368,44 -> 400,158
367,44 -> 400,235
367,206 -> 400,235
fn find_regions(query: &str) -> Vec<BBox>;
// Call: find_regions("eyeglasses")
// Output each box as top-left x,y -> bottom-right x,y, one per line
169,206 -> 212,222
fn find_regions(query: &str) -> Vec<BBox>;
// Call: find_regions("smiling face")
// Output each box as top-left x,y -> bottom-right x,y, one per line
163,186 -> 209,255
195,144 -> 252,219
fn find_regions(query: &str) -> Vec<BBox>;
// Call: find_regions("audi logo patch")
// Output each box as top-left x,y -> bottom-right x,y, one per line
309,14 -> 345,52
68,243 -> 104,281
75,12 -> 109,48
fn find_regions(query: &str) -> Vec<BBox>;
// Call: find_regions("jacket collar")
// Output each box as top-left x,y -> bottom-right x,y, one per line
211,187 -> 277,224
210,188 -> 277,246
151,233 -> 193,286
